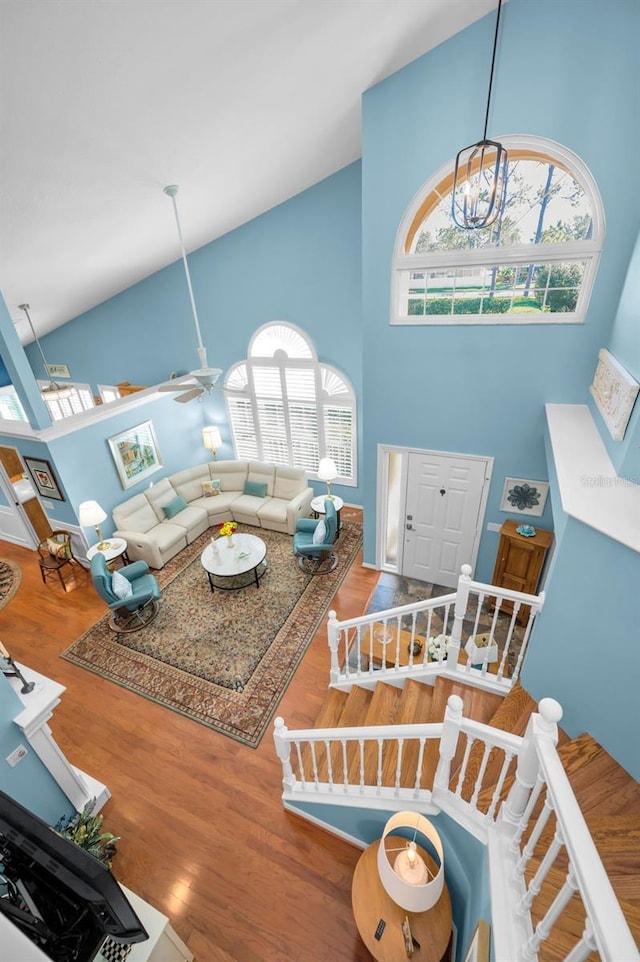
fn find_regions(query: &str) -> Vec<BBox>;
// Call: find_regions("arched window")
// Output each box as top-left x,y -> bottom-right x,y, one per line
391,136 -> 604,325
224,322 -> 356,484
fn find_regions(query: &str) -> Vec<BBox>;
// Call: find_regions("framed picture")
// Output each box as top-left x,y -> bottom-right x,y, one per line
463,920 -> 490,962
24,457 -> 65,501
108,420 -> 163,490
500,477 -> 549,517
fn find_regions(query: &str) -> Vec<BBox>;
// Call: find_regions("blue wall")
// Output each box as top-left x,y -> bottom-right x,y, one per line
522,506 -> 640,779
290,802 -> 488,962
360,0 -> 640,577
0,675 -> 74,825
24,163 -> 364,506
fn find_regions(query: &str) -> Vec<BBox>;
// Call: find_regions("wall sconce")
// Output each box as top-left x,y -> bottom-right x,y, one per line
202,426 -> 222,460
317,457 -> 338,501
377,811 -> 445,913
78,500 -> 110,550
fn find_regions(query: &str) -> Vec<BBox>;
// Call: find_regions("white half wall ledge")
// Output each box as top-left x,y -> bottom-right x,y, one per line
545,403 -> 640,553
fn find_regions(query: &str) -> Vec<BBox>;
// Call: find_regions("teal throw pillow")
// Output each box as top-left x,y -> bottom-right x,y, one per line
163,494 -> 188,519
244,480 -> 268,498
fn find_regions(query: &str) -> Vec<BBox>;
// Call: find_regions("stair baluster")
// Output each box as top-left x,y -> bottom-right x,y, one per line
521,823 -> 564,912
510,773 -> 545,854
448,564 -> 472,668
273,717 -> 295,792
486,749 -> 515,820
470,743 -> 493,810
564,918 -> 597,962
327,610 -> 341,683
413,737 -> 427,796
454,735 -> 475,799
523,862 -> 578,962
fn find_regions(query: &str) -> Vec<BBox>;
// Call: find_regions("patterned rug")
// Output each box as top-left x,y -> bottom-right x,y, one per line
62,522 -> 362,747
0,559 -> 22,611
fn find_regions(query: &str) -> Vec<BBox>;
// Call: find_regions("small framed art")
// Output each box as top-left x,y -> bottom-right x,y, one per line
499,477 -> 549,517
463,920 -> 490,962
24,457 -> 65,501
108,420 -> 163,490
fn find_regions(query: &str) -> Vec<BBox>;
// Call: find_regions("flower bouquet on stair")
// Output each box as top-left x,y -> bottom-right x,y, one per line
427,633 -> 451,663
218,520 -> 238,547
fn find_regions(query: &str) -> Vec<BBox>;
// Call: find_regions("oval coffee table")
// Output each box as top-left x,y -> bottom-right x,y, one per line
201,533 -> 267,592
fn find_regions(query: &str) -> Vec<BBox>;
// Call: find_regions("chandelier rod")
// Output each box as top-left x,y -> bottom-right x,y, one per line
482,0 -> 504,142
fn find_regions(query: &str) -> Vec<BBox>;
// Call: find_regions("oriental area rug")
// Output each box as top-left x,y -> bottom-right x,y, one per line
0,559 -> 22,611
62,522 -> 362,747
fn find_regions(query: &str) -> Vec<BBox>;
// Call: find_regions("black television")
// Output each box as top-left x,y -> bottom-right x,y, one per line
0,790 -> 148,962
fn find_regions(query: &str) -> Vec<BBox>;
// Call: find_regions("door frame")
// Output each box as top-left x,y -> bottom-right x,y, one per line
376,444 -> 494,579
0,457 -> 38,549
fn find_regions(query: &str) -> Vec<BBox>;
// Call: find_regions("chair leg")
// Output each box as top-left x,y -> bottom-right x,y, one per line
109,599 -> 160,634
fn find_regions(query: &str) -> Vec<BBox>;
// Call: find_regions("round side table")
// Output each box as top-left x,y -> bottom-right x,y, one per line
352,843 -> 452,962
310,494 -> 344,538
86,538 -> 129,569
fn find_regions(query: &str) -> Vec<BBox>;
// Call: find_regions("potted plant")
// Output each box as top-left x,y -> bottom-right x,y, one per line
55,799 -> 120,867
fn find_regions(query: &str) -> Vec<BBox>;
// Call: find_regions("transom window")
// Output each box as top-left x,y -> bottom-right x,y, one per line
224,322 -> 356,485
391,136 -> 604,325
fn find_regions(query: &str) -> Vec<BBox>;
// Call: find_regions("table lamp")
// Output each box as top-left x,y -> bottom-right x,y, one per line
202,426 -> 222,460
79,500 -> 110,550
317,457 -> 338,501
376,811 -> 444,913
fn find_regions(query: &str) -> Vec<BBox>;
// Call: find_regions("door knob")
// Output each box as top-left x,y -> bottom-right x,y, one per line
440,488 -> 446,496
406,523 -> 414,531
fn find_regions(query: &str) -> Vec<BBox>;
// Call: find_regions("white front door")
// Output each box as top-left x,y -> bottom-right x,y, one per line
402,451 -> 489,587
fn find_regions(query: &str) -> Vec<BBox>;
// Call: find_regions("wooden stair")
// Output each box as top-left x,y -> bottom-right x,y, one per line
306,676 -> 640,957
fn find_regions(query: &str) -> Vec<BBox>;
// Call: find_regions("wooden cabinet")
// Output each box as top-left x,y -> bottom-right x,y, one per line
491,520 -> 554,623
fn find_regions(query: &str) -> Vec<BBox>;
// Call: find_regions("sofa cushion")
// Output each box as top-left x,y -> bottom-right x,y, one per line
146,478 -> 179,521
274,466 -> 306,501
202,479 -> 220,497
247,461 -> 276,496
115,497 -> 159,534
231,493 -> 272,522
256,497 -> 288,529
213,461 -> 249,492
170,465 -> 211,503
151,522 -> 188,553
244,480 -> 267,498
163,494 -> 188,519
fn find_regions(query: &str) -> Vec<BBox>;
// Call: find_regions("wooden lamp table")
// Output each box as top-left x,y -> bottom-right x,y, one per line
352,842 -> 452,962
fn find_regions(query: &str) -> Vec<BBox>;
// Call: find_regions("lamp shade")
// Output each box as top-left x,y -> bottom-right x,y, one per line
78,500 -> 107,527
317,458 -> 338,482
202,426 -> 222,451
377,811 -> 445,913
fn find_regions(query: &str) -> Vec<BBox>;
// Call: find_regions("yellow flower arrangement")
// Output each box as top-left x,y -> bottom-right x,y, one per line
218,520 -> 237,537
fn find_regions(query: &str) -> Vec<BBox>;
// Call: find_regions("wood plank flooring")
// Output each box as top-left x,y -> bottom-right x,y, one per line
0,517 -> 380,962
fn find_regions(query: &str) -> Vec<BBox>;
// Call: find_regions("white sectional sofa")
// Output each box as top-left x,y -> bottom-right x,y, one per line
112,460 -> 313,569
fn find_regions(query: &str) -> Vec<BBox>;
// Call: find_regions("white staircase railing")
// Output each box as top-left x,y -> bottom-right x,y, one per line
327,564 -> 544,693
274,696 -> 639,962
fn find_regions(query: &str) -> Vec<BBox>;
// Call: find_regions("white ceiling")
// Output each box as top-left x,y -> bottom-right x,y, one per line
1,0 -> 497,343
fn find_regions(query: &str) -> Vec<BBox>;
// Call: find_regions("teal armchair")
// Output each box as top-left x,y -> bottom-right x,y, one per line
90,553 -> 161,632
292,498 -> 338,574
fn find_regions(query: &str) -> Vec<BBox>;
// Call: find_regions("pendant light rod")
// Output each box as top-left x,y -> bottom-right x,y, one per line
482,0 -> 504,141
18,303 -> 51,380
163,185 -> 207,366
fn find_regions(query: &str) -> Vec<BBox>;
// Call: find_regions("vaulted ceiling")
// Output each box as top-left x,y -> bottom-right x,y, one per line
1,0 -> 497,342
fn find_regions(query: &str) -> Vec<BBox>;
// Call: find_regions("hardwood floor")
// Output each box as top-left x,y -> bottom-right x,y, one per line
0,521 -> 380,962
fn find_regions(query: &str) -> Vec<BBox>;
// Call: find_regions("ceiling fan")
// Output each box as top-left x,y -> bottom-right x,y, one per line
157,185 -> 223,404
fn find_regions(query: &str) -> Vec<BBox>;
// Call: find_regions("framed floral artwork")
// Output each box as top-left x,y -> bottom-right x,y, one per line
108,420 -> 163,490
24,457 -> 65,501
500,477 -> 549,516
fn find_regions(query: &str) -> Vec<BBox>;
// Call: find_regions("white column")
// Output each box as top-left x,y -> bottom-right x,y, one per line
9,665 -> 110,813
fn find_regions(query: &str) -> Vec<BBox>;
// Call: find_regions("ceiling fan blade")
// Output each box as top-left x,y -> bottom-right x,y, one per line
174,387 -> 204,403
157,383 -> 191,392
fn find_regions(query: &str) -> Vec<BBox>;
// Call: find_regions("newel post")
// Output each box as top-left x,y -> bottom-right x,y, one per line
501,698 -> 563,830
434,695 -> 464,792
327,610 -> 341,683
448,564 -> 472,669
273,717 -> 295,793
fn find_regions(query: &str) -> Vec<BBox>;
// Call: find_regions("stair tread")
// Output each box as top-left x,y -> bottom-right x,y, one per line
381,680 -> 434,788
314,688 -> 349,729
557,734 -> 640,816
348,683 -> 402,785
